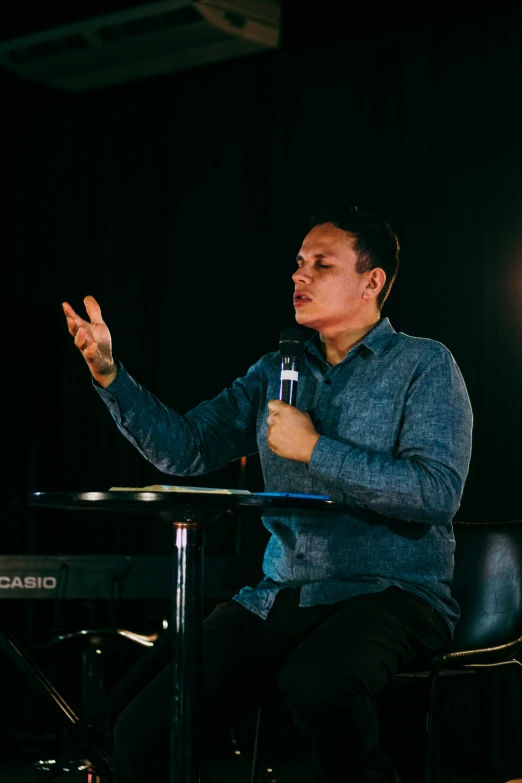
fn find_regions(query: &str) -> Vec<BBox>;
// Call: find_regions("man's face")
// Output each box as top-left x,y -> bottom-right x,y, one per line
292,223 -> 374,332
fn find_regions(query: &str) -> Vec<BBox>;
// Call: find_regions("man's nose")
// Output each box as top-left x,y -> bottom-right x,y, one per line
292,267 -> 312,284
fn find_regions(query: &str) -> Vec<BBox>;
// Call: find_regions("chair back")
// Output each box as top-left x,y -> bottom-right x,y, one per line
449,520 -> 522,652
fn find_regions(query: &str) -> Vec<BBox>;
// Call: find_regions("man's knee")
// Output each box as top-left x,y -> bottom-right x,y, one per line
278,659 -> 364,712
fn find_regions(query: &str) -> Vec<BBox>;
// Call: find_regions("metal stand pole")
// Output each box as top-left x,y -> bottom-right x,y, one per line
170,519 -> 204,783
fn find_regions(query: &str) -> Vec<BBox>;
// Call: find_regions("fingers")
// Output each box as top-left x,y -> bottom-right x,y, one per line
82,340 -> 100,361
62,296 -> 103,337
268,399 -> 287,414
267,400 -> 284,428
83,295 -> 104,324
73,323 -> 99,361
74,325 -> 89,351
62,301 -> 85,337
62,301 -> 77,319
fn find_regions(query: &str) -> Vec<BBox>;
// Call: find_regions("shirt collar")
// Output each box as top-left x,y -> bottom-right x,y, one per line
305,317 -> 396,362
359,317 -> 396,357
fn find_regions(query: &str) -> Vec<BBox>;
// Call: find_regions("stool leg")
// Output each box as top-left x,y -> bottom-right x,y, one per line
425,668 -> 442,783
250,706 -> 262,783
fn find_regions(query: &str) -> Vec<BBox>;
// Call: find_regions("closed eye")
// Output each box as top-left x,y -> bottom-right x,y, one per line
295,261 -> 333,270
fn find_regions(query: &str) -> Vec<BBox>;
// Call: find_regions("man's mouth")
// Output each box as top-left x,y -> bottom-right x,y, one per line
294,293 -> 312,306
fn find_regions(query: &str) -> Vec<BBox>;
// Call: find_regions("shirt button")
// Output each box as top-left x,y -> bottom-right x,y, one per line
296,552 -> 305,559
324,377 -> 332,385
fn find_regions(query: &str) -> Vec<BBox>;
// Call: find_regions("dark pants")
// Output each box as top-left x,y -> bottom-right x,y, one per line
112,586 -> 450,783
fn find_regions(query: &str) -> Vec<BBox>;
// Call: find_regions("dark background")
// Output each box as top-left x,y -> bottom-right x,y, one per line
1,4 -> 521,781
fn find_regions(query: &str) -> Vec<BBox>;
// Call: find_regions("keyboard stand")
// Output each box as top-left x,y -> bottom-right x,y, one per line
0,618 -> 112,782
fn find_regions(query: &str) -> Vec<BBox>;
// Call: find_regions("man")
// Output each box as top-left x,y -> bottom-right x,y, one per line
63,207 -> 473,783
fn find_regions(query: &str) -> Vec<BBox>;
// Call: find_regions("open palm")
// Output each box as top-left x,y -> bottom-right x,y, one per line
62,295 -> 116,384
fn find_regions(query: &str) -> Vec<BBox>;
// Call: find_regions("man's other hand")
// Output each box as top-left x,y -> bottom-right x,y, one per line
267,400 -> 320,463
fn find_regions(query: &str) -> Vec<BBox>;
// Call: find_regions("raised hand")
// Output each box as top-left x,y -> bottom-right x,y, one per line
62,295 -> 117,387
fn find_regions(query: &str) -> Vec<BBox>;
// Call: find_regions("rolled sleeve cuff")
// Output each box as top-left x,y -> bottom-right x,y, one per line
308,435 -> 346,480
92,360 -> 137,419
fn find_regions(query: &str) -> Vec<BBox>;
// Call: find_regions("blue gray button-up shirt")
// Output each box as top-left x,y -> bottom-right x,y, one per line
95,318 -> 473,636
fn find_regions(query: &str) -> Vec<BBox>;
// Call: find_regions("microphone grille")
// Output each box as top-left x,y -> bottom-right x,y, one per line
279,328 -> 306,358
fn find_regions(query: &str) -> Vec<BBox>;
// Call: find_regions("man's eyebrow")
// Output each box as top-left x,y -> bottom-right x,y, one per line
296,252 -> 338,261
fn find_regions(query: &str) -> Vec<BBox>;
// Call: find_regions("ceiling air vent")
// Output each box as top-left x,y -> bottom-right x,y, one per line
0,0 -> 281,92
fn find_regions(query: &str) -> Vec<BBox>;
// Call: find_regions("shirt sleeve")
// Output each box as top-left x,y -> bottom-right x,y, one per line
307,347 -> 473,525
93,359 -> 263,476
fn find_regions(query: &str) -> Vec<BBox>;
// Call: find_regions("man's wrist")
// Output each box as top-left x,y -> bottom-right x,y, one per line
94,363 -> 118,388
302,433 -> 320,464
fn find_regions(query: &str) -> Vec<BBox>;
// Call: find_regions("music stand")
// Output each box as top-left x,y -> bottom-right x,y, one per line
26,490 -> 347,783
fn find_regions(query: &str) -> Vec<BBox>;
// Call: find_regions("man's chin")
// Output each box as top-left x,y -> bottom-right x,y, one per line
294,309 -> 315,327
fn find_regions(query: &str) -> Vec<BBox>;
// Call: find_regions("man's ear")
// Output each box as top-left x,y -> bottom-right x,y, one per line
363,267 -> 386,299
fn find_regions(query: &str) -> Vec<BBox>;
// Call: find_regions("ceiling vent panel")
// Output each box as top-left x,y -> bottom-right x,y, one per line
0,0 -> 281,91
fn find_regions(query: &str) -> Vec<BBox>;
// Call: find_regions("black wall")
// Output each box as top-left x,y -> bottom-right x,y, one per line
6,12 -> 522,539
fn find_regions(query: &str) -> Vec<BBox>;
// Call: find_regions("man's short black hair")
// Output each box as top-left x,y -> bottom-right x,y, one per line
309,206 -> 400,309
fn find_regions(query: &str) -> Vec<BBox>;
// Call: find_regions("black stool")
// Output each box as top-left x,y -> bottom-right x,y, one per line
249,520 -> 522,783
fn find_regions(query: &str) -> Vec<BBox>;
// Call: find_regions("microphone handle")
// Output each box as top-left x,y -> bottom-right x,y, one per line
279,356 -> 299,406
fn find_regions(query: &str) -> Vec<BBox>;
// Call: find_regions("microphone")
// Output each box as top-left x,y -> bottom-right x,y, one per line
279,328 -> 305,406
